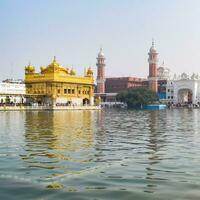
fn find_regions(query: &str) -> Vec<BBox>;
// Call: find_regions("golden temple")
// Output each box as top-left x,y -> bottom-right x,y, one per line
25,56 -> 95,106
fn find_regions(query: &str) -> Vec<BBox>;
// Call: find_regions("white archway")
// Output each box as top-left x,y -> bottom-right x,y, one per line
177,88 -> 193,104
173,79 -> 197,104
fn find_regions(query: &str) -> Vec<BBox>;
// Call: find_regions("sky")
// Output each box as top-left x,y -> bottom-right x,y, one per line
1,0 -> 200,81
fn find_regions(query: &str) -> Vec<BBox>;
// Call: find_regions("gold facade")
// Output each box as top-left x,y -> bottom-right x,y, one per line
25,57 -> 94,106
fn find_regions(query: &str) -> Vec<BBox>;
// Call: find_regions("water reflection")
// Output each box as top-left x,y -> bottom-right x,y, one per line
95,110 -> 109,163
22,111 -> 97,181
2,109 -> 200,199
145,111 -> 167,193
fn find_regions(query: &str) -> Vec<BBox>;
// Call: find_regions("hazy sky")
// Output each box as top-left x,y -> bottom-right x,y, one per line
1,0 -> 200,81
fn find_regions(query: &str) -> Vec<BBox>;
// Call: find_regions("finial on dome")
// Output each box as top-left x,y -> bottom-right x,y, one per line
152,38 -> 155,47
149,38 -> 157,54
53,56 -> 56,63
98,47 -> 105,57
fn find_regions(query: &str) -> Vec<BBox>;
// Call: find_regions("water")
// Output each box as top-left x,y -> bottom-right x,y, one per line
1,109 -> 200,199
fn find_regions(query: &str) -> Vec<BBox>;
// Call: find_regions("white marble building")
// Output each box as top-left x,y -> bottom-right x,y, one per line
0,80 -> 26,104
166,73 -> 200,104
157,62 -> 170,80
156,61 -> 200,104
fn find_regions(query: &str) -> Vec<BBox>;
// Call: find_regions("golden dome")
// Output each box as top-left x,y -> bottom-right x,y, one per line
65,67 -> 70,74
29,65 -> 34,70
40,66 -> 46,73
70,68 -> 76,75
47,56 -> 61,70
87,67 -> 93,76
25,62 -> 35,73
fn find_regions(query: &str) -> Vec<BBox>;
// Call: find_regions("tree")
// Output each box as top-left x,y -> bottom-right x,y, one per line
116,87 -> 159,108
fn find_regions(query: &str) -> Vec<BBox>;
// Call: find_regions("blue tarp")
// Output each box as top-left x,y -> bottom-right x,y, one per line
157,92 -> 166,99
143,105 -> 167,110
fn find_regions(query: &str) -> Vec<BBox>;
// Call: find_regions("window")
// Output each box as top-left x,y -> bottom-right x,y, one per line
171,96 -> 173,99
72,89 -> 75,94
168,89 -> 170,92
57,89 -> 60,93
168,96 -> 170,99
68,89 -> 71,94
64,89 -> 67,94
78,90 -> 81,94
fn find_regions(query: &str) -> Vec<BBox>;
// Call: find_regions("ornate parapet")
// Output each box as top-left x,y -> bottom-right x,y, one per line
173,73 -> 200,81
25,57 -> 94,85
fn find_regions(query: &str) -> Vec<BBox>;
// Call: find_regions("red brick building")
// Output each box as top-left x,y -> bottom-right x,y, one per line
105,77 -> 146,93
96,41 -> 163,98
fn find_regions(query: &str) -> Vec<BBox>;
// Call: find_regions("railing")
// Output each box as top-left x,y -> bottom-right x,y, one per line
0,104 -> 101,111
101,102 -> 127,108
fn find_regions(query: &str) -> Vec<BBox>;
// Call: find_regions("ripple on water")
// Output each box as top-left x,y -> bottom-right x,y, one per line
1,109 -> 200,199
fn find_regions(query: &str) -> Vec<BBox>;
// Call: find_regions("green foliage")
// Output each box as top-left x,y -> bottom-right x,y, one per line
116,87 -> 158,108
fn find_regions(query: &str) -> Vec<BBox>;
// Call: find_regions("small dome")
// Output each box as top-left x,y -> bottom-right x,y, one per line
87,67 -> 93,76
40,66 -> 46,72
29,65 -> 34,70
157,62 -> 170,80
149,46 -> 157,53
157,67 -> 164,73
149,40 -> 157,54
51,56 -> 59,67
65,67 -> 70,74
25,63 -> 35,73
98,48 -> 104,57
70,68 -> 76,75
46,56 -> 61,70
158,62 -> 170,73
88,67 -> 93,73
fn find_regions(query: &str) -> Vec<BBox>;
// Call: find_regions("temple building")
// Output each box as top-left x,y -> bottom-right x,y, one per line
25,57 -> 95,106
0,79 -> 25,104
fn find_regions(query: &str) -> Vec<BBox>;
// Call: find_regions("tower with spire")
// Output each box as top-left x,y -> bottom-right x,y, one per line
96,48 -> 106,93
148,40 -> 158,93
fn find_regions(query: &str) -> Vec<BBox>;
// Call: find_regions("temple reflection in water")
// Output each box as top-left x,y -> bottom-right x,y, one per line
145,111 -> 167,194
21,110 -> 98,180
